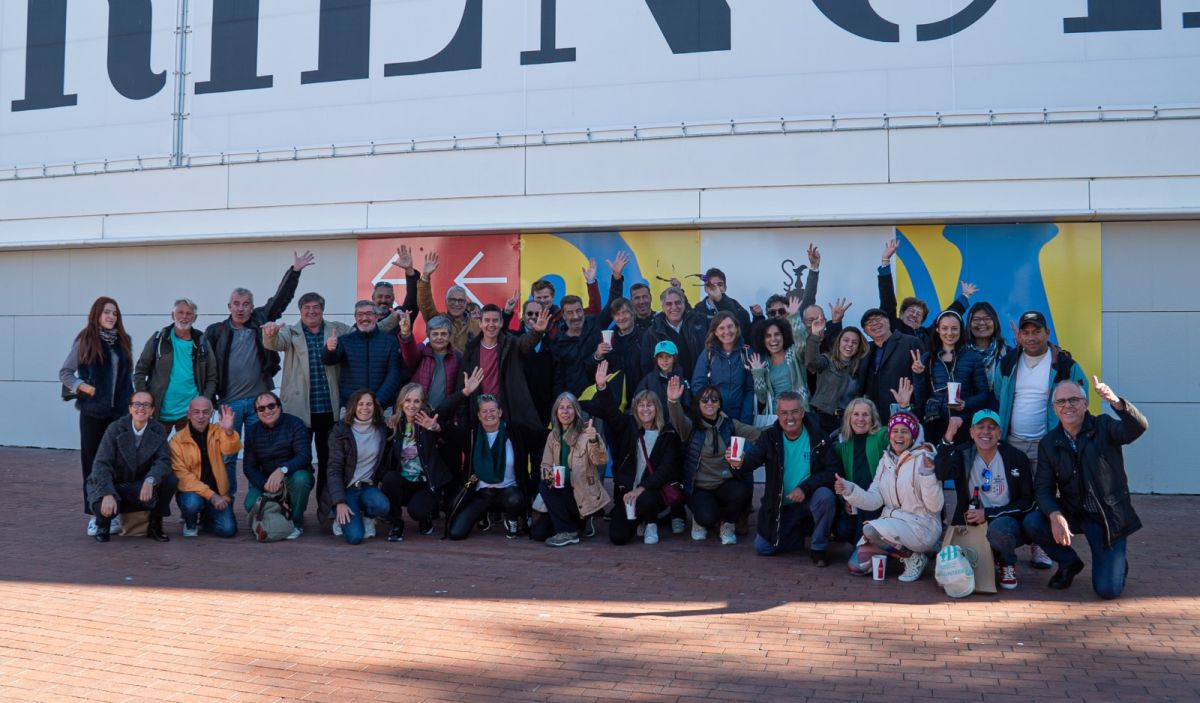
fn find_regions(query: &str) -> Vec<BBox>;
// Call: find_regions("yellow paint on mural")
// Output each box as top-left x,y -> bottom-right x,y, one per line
1041,223 -> 1103,412
893,225 -> 964,311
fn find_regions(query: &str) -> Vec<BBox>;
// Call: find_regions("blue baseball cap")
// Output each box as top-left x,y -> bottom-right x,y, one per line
654,340 -> 678,357
971,409 -> 1001,427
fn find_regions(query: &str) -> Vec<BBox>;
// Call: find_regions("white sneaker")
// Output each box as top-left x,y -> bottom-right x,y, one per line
636,524 -> 645,538
691,523 -> 708,541
87,516 -> 98,536
1030,545 -> 1054,570
364,519 -> 376,540
182,523 -> 199,538
671,517 -> 686,535
719,522 -> 737,545
643,523 -> 659,545
332,521 -> 343,537
286,527 -> 303,540
898,553 -> 928,582
109,515 -> 122,535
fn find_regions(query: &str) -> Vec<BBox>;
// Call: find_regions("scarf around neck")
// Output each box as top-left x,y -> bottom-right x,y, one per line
472,421 -> 509,484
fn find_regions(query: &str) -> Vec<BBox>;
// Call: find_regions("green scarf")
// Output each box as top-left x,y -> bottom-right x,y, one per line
557,427 -> 571,484
472,421 -> 509,484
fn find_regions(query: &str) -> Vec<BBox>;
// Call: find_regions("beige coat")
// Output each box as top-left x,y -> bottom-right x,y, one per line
843,443 -> 944,553
262,320 -> 351,426
541,425 -> 612,518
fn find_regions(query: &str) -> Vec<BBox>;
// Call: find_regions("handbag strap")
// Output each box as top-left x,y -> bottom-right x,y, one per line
639,435 -> 655,475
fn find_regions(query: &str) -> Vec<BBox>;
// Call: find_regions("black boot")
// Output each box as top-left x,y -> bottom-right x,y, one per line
94,517 -> 112,543
146,514 -> 170,542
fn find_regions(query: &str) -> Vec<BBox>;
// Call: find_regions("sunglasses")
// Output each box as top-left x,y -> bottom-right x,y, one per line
981,468 -> 991,493
699,397 -> 721,405
767,308 -> 788,318
255,402 -> 280,412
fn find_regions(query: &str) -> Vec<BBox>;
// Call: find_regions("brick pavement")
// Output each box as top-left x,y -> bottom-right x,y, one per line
1,446 -> 1198,702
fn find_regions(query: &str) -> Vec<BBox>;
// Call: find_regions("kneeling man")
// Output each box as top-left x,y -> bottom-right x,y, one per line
171,397 -> 240,538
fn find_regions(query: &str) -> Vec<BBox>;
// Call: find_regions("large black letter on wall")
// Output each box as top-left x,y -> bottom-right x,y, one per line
301,0 -> 371,84
1064,0 -> 1161,33
195,0 -> 273,94
11,0 -> 77,112
108,0 -> 166,100
521,0 -> 575,65
811,0 -> 898,42
385,0 -> 482,77
644,0 -> 731,53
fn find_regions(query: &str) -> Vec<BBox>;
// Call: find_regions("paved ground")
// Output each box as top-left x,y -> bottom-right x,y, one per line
1,446 -> 1198,703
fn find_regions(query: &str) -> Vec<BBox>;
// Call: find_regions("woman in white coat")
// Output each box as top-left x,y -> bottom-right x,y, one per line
835,411 -> 943,582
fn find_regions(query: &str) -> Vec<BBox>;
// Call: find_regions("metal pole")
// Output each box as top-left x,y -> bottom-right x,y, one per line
171,0 -> 191,167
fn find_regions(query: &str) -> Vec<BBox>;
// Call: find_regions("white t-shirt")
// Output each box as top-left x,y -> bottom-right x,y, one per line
970,451 -> 1009,509
476,430 -> 517,489
634,430 -> 660,487
1010,351 -> 1052,438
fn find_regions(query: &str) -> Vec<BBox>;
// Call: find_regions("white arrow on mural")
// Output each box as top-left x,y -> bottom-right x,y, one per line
371,250 -> 507,305
454,251 -> 508,304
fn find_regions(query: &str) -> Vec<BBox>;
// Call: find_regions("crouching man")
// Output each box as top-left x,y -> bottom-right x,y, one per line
87,391 -> 178,542
171,397 -> 240,538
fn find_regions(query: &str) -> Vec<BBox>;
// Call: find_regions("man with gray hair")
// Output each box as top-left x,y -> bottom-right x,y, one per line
205,250 -> 314,500
322,299 -> 406,410
415,250 -> 478,353
134,297 -> 217,432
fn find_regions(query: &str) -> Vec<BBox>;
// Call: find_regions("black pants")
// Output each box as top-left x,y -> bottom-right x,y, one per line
531,481 -> 584,541
448,487 -> 524,540
688,479 -> 751,530
380,473 -> 440,524
79,413 -> 119,514
310,411 -> 336,499
91,475 -> 179,519
609,486 -> 667,545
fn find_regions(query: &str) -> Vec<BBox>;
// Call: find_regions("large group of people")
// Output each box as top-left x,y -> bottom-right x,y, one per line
61,240 -> 1148,600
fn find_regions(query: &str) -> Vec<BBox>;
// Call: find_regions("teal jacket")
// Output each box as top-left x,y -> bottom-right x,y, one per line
993,345 -> 1087,439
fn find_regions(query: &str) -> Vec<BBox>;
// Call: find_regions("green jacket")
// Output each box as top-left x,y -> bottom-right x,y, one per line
835,429 -> 888,487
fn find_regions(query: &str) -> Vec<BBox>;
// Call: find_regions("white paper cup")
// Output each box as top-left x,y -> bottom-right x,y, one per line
624,500 -> 637,520
845,500 -> 857,516
872,554 -> 887,581
552,466 -> 565,489
947,382 -> 962,405
729,436 -> 746,461
600,329 -> 614,345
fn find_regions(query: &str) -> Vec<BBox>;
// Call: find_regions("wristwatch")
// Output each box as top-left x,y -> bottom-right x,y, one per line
280,466 -> 290,476
145,476 -> 156,486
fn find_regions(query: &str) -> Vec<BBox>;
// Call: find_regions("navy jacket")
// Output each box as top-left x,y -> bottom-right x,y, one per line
322,325 -> 406,409
243,413 -> 312,491
922,345 -> 993,421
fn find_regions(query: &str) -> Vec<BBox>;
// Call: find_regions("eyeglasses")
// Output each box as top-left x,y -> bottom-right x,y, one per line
767,308 -> 788,318
255,402 -> 279,412
1053,397 -> 1086,408
129,402 -> 153,410
447,297 -> 469,305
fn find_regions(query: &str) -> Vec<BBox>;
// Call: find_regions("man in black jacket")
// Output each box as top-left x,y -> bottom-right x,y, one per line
87,392 -> 178,543
730,391 -> 840,567
205,251 -> 313,499
1024,377 -> 1148,600
860,307 -> 926,423
551,295 -> 601,398
935,410 -> 1036,590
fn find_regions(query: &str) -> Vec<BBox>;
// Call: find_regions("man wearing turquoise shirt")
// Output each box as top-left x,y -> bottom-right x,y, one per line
134,299 -> 217,432
729,391 -> 840,567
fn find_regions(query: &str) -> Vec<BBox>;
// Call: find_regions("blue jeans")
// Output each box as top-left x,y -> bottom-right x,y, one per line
987,515 -> 1032,566
222,396 -> 260,498
755,487 -> 836,556
176,492 -> 237,538
244,469 -> 315,529
338,486 -> 391,545
1023,511 -> 1128,600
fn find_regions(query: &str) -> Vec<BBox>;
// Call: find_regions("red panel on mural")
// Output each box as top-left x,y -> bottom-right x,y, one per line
357,234 -> 521,339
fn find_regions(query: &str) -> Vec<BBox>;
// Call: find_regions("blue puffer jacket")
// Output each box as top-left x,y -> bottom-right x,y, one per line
692,343 -> 755,424
243,413 -> 312,491
322,326 -> 407,409
922,345 -> 993,420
